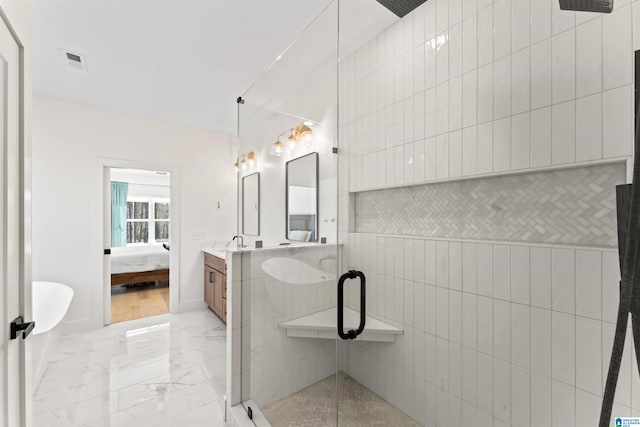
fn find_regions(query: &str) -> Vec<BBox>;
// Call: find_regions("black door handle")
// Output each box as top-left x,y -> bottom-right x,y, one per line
10,316 -> 35,340
337,270 -> 366,340
209,271 -> 213,283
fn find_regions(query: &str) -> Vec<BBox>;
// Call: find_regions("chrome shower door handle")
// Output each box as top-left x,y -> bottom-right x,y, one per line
337,270 -> 366,340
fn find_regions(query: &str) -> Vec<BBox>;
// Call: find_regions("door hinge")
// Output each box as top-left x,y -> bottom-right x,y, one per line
10,316 -> 35,340
104,248 -> 111,255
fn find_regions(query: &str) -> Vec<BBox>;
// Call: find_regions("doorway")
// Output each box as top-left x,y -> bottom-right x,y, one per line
107,167 -> 172,323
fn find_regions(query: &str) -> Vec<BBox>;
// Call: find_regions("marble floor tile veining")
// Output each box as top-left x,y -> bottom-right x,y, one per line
34,308 -> 226,427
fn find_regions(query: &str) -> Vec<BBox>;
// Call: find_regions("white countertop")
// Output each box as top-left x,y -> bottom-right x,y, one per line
203,248 -> 226,259
202,242 -> 340,259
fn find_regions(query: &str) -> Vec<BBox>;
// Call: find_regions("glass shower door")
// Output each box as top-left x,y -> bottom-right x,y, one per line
334,2 -> 419,425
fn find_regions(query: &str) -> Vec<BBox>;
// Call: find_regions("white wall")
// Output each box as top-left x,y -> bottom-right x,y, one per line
32,96 -> 236,333
237,114 -> 337,246
238,70 -> 339,247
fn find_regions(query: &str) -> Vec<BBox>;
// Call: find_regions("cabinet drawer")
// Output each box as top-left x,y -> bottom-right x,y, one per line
205,253 -> 226,273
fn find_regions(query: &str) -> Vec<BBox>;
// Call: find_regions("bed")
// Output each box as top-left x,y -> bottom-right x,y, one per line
110,245 -> 170,286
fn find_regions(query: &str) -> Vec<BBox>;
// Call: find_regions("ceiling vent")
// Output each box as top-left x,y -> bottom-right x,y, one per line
376,0 -> 428,17
60,49 -> 87,71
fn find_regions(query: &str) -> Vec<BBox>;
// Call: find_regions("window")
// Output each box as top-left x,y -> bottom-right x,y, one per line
154,202 -> 170,242
126,199 -> 170,244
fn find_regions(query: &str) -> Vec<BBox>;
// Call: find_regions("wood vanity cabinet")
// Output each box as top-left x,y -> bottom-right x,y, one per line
204,253 -> 226,323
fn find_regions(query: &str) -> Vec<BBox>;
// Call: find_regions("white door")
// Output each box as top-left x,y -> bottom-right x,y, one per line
0,9 -> 26,427
103,166 -> 111,325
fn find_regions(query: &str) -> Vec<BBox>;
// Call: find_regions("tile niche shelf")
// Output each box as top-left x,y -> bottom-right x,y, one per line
279,307 -> 403,343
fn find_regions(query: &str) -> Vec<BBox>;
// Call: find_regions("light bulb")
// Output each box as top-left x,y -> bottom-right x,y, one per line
288,133 -> 296,151
296,123 -> 312,143
274,141 -> 283,155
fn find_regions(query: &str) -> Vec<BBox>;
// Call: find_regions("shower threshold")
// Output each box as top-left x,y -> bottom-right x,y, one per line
263,372 -> 421,427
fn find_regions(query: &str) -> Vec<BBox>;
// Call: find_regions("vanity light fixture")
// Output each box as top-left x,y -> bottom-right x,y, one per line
296,123 -> 313,142
271,121 -> 316,155
234,151 -> 257,171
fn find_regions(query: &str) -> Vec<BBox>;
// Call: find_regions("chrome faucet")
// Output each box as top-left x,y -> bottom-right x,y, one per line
232,235 -> 244,248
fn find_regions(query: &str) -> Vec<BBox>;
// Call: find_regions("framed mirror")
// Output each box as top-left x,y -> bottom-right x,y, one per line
286,152 -> 318,242
242,172 -> 260,235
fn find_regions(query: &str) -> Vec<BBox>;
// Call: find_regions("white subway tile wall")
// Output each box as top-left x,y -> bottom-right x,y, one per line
339,2 -> 634,192
338,1 -> 640,425
343,237 -> 629,426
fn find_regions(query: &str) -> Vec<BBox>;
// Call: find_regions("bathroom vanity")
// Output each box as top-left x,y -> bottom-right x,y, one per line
204,251 -> 226,323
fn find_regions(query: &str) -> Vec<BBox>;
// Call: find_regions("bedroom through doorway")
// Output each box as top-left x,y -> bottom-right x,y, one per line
108,167 -> 171,323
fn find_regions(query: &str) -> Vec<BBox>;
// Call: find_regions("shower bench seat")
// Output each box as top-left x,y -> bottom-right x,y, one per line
279,307 -> 403,342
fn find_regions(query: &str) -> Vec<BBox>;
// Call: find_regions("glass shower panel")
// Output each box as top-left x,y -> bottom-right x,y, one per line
237,1 -> 340,425
236,1 -> 415,425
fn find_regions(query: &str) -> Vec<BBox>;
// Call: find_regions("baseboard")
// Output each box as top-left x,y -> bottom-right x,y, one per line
178,299 -> 207,313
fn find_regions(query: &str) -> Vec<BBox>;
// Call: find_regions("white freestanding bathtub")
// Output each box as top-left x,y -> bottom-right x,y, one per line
31,281 -> 74,390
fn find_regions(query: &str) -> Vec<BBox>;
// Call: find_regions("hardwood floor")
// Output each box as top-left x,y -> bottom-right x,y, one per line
111,282 -> 170,323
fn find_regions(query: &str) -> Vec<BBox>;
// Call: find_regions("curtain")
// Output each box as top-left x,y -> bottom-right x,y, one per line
111,181 -> 129,247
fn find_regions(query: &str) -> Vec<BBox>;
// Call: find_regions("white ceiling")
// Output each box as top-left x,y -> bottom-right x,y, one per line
111,168 -> 171,187
33,0 -> 397,133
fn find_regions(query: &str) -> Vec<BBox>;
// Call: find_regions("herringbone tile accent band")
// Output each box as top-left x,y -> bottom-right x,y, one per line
354,163 -> 625,248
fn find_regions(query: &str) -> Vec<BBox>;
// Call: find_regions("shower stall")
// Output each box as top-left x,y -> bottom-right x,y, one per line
229,0 -> 635,426
231,1 -> 414,425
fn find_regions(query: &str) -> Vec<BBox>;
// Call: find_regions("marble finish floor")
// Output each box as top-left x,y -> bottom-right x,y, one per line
263,372 -> 420,427
34,308 -> 226,427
